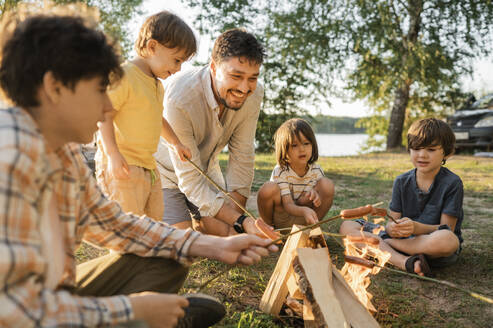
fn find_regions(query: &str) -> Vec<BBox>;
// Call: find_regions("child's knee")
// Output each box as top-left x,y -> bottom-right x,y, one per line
339,220 -> 360,234
433,229 -> 460,255
316,177 -> 335,197
258,182 -> 280,201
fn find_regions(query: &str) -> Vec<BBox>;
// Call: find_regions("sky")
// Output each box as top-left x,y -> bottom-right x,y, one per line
129,0 -> 493,118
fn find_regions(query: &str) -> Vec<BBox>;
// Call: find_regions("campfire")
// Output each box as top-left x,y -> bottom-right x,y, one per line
260,224 -> 387,327
341,232 -> 391,312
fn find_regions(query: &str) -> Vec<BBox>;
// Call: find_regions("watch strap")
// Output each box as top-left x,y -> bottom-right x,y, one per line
233,214 -> 247,233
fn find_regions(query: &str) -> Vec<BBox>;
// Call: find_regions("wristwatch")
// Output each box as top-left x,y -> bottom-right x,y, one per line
438,224 -> 450,231
233,214 -> 248,233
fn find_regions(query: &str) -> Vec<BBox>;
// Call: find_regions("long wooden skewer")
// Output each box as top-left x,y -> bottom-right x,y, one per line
344,255 -> 493,304
185,157 -> 257,221
267,201 -> 387,246
386,214 -> 398,223
267,214 -> 342,246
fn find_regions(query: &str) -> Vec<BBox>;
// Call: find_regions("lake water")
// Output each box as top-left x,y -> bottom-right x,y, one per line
315,133 -> 385,157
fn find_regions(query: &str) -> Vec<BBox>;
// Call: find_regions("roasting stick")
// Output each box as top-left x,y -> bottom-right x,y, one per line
267,201 -> 385,246
185,157 -> 257,221
344,255 -> 493,304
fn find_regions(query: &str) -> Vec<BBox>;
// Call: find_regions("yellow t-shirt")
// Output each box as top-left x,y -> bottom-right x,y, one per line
103,62 -> 164,169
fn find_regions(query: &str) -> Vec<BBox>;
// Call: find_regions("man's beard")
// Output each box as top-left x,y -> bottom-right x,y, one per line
219,90 -> 250,111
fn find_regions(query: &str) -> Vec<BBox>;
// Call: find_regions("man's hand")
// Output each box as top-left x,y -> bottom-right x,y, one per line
296,189 -> 321,207
129,292 -> 188,328
189,233 -> 278,265
171,142 -> 192,162
108,151 -> 130,179
385,217 -> 414,238
301,207 -> 319,225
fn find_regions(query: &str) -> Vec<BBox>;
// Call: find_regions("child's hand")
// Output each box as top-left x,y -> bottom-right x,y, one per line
108,151 -> 130,179
301,207 -> 319,225
172,143 -> 191,162
296,190 -> 321,208
307,189 -> 321,207
386,217 -> 414,238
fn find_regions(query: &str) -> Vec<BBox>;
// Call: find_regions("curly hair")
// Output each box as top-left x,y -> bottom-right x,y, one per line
407,118 -> 456,157
135,11 -> 197,59
0,15 -> 123,108
212,28 -> 265,65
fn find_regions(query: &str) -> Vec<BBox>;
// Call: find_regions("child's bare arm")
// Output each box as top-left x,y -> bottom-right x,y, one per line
386,211 -> 457,237
161,117 -> 191,161
281,194 -> 318,224
413,213 -> 458,235
296,189 -> 321,207
98,116 -> 129,179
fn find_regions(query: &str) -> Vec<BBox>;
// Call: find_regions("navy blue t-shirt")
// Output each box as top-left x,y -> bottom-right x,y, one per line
389,167 -> 464,243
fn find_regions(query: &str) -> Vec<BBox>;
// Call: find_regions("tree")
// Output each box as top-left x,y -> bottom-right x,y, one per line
0,0 -> 143,56
185,0 -> 493,150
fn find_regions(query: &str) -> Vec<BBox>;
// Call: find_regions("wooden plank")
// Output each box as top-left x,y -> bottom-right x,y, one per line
286,269 -> 303,299
285,296 -> 303,317
294,248 -> 349,328
309,227 -> 328,249
260,225 -> 310,315
303,297 -> 317,328
332,268 -> 380,328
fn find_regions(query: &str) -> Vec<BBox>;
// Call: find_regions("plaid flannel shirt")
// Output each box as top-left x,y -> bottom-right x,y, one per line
0,107 -> 200,327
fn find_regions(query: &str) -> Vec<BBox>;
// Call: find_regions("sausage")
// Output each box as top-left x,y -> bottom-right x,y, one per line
340,205 -> 373,219
344,255 -> 375,269
255,218 -> 282,242
346,234 -> 380,246
371,207 -> 387,217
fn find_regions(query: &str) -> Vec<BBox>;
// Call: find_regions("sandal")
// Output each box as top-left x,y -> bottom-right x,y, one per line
405,254 -> 432,277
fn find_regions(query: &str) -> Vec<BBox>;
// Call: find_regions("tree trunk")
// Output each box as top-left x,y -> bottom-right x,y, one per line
386,0 -> 423,150
386,84 -> 410,149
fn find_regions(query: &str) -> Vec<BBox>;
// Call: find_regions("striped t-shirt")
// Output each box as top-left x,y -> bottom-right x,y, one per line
270,163 -> 325,200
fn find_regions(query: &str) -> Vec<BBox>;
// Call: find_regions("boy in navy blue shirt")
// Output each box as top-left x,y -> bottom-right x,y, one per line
340,118 -> 463,276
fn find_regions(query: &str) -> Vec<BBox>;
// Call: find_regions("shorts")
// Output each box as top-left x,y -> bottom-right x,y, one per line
272,209 -> 307,230
354,218 -> 461,268
97,164 -> 163,220
162,188 -> 201,225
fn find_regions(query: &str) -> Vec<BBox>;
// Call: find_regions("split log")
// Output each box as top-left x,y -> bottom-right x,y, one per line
286,296 -> 303,317
293,247 -> 348,328
287,270 -> 304,299
309,227 -> 328,249
260,225 -> 310,315
332,268 -> 380,328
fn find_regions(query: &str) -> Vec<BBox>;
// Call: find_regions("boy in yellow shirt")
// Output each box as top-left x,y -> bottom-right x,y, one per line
96,11 -> 195,219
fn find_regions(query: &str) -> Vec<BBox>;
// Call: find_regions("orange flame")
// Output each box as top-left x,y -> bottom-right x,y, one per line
373,218 -> 385,224
341,228 -> 391,312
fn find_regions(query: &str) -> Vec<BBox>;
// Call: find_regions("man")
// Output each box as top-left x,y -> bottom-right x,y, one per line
0,13 -> 277,328
156,29 -> 265,236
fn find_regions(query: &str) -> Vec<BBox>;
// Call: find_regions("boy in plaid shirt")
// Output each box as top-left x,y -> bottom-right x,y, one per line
0,12 -> 276,328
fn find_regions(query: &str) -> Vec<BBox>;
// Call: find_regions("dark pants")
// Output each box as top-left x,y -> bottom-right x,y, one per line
75,252 -> 188,327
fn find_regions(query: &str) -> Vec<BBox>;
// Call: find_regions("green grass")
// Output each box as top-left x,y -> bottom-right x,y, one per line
79,152 -> 493,327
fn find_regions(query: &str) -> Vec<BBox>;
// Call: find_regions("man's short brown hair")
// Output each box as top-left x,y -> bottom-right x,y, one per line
407,118 -> 456,157
212,28 -> 264,65
135,11 -> 196,59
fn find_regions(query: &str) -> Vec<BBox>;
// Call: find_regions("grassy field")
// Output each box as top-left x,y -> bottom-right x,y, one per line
79,152 -> 493,327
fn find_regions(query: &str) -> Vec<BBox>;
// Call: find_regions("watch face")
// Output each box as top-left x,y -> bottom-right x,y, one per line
233,222 -> 244,233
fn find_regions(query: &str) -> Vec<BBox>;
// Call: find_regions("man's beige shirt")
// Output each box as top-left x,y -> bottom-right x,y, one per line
155,65 -> 263,217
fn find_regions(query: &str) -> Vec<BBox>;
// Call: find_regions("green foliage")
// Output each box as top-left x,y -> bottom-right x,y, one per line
255,111 -> 291,152
185,0 -> 493,150
308,114 -> 365,134
0,0 -> 142,56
